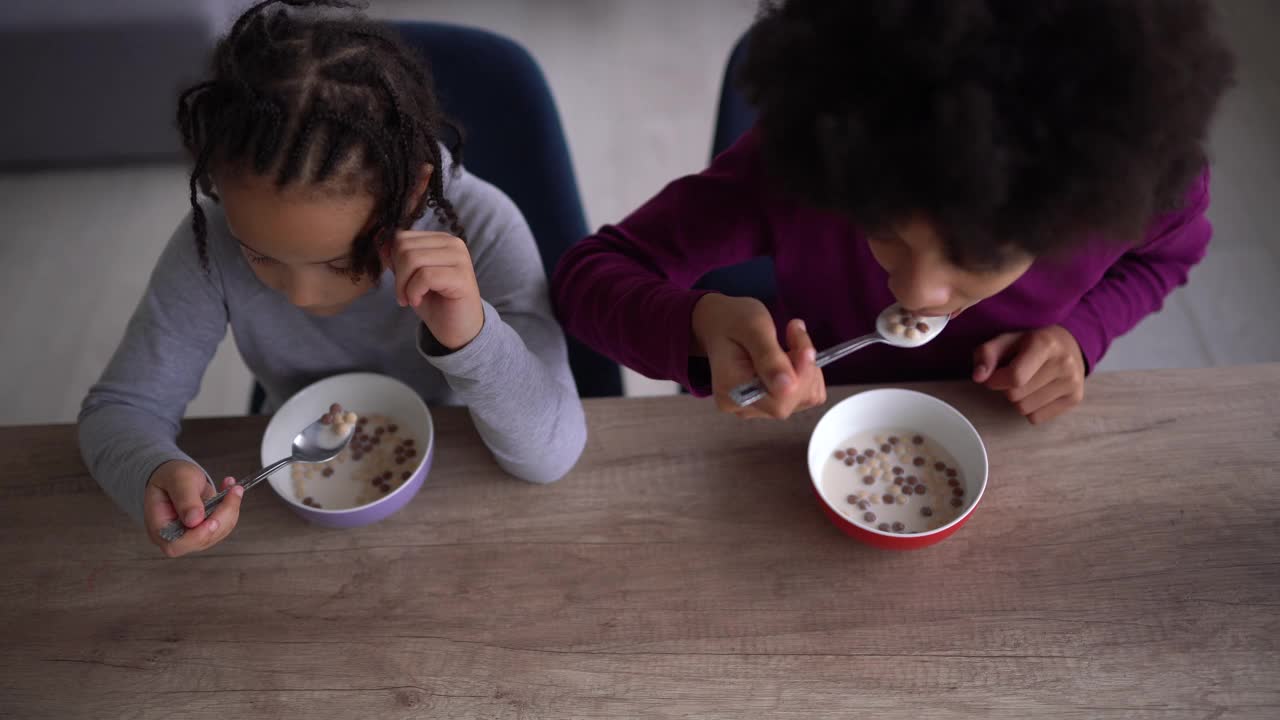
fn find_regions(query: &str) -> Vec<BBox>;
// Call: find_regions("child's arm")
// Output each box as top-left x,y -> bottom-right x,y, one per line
1058,169 -> 1213,371
550,130 -> 774,391
78,218 -> 229,526
410,175 -> 587,484
972,169 -> 1213,424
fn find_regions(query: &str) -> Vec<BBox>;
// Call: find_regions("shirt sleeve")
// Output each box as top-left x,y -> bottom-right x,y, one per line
419,171 -> 586,485
550,129 -> 774,391
1059,169 -> 1213,371
78,214 -> 227,523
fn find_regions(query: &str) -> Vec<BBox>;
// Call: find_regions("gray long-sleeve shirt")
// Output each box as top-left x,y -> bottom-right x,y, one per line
79,162 -> 587,524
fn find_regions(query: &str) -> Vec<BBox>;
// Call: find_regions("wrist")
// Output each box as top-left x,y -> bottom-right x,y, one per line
147,459 -> 186,488
427,302 -> 485,352
691,293 -> 732,357
1049,324 -> 1086,371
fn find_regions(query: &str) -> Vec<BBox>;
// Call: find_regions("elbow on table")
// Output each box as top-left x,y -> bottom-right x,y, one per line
502,410 -> 587,486
501,444 -> 583,486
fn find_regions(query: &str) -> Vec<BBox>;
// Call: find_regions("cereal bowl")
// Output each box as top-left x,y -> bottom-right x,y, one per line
263,373 -> 434,528
807,389 -> 987,550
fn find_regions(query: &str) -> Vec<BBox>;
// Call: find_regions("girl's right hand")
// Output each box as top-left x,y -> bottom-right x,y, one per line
143,460 -> 243,558
691,293 -> 827,420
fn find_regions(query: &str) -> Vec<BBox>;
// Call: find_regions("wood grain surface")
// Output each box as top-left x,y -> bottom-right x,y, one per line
2,366 -> 1278,719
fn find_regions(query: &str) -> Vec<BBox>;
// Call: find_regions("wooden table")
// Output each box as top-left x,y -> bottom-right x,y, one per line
2,366 -> 1278,719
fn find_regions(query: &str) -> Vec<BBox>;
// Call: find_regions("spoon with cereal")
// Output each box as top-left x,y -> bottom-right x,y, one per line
729,304 -> 949,407
157,403 -> 358,542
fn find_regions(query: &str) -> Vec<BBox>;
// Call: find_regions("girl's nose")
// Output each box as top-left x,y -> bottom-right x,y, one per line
889,262 -> 951,313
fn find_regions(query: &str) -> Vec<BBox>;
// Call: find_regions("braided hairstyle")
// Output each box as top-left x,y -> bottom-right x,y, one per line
178,0 -> 465,279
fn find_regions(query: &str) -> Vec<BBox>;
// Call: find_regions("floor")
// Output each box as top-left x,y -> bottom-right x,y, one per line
1,0 -> 1277,426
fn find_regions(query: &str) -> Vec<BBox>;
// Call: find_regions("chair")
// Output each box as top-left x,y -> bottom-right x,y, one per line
251,21 -> 623,413
693,27 -> 776,305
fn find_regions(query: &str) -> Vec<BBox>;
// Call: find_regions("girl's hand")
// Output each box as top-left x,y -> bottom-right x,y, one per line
387,231 -> 485,351
691,294 -> 827,420
972,325 -> 1086,424
144,461 -> 243,558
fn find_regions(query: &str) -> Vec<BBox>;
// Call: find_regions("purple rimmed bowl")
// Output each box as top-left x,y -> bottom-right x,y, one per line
262,372 -> 434,528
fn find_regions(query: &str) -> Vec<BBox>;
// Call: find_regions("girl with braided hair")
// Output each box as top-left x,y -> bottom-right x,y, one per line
80,0 -> 586,557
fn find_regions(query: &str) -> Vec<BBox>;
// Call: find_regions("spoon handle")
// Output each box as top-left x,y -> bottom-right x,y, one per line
729,333 -> 882,408
157,457 -> 293,543
814,333 -> 883,370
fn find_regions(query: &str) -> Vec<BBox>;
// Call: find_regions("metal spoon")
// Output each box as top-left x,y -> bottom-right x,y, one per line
157,415 -> 355,542
729,304 -> 951,408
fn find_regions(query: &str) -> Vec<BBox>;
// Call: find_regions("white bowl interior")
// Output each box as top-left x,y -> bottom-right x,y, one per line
808,389 -> 988,534
262,372 -> 433,513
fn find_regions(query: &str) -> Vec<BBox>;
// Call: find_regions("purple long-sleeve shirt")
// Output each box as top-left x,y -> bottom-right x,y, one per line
552,128 -> 1211,394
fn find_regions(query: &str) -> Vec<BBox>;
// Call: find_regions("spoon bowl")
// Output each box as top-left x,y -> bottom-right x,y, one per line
875,304 -> 949,348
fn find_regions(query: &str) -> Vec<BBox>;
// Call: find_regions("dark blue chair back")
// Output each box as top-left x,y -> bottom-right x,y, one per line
712,30 -> 758,160
695,28 -> 776,305
395,21 -> 622,398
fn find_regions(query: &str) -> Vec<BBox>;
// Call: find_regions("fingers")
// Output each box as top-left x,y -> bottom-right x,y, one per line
201,478 -> 244,548
786,317 -> 816,361
986,333 -> 1055,391
396,230 -> 457,244
158,478 -> 244,559
1010,377 -> 1073,418
978,326 -> 1086,425
142,481 -> 179,538
785,319 -> 827,410
1028,393 -> 1082,425
698,300 -> 825,421
737,314 -> 799,402
729,404 -> 775,420
972,332 -> 1024,383
389,232 -> 469,307
403,265 -> 470,308
169,476 -> 210,530
720,319 -> 826,420
1004,363 -> 1057,404
143,461 -> 203,547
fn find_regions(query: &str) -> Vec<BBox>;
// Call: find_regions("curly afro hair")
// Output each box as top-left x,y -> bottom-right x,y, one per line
739,0 -> 1235,268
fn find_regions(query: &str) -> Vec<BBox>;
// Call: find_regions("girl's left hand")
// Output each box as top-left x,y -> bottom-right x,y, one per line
972,325 -> 1086,424
387,230 -> 484,350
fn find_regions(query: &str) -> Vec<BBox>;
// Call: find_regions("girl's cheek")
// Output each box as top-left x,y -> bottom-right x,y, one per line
249,264 -> 285,294
866,241 -> 894,273
958,266 -> 1031,304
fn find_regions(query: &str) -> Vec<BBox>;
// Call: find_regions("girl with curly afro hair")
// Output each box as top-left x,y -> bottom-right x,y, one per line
553,0 -> 1234,424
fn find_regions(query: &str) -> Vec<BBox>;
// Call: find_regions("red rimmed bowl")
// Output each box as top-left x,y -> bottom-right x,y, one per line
807,388 -> 988,549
